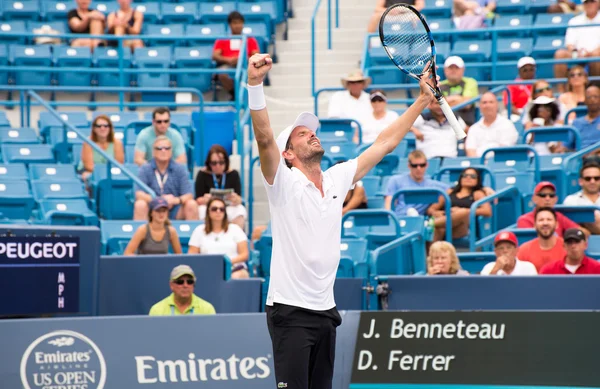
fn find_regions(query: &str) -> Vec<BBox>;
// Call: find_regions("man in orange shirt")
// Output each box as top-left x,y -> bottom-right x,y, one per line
517,207 -> 567,272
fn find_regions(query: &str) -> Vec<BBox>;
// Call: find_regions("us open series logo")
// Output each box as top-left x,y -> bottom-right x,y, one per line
20,330 -> 107,389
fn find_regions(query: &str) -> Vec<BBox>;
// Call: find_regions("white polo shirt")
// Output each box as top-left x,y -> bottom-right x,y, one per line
413,114 -> 462,158
327,90 -> 372,127
565,12 -> 600,52
480,258 -> 538,275
465,115 -> 519,157
263,157 -> 357,311
563,191 -> 600,206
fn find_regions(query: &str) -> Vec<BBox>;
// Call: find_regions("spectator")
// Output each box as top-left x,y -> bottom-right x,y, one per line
554,0 -> 600,92
563,162 -> 600,234
357,90 -> 399,144
367,0 -> 424,33
195,145 -> 246,229
540,228 -> 600,274
339,161 -> 368,214
412,100 -> 466,158
504,57 -> 537,116
523,80 -> 567,125
124,197 -> 182,255
68,0 -> 106,51
427,167 -> 492,241
134,107 -> 187,166
327,70 -> 372,127
523,96 -> 565,155
466,92 -> 519,157
106,0 -> 144,51
384,150 -> 449,217
518,207 -> 567,271
569,85 -> 600,150
558,65 -> 589,122
453,0 -> 496,29
149,265 -> 216,315
188,198 -> 250,279
480,231 -> 538,275
439,56 -> 479,126
212,11 -> 260,100
426,241 -> 469,275
517,182 -> 587,236
134,136 -> 198,221
78,115 -> 124,181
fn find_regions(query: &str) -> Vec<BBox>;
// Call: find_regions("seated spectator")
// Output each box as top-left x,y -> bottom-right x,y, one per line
384,150 -> 449,217
68,0 -> 106,51
427,167 -> 492,241
134,107 -> 187,166
426,241 -> 469,275
517,182 -> 588,236
106,0 -> 144,51
134,136 -> 198,221
212,11 -> 260,100
540,228 -> 600,274
564,162 -> 600,234
149,265 -> 216,315
367,0 -> 424,33
337,161 -> 368,214
523,96 -> 565,155
124,197 -> 182,255
78,114 -> 124,181
439,56 -> 479,127
523,80 -> 567,125
453,0 -> 496,29
504,57 -> 537,116
518,207 -> 567,271
480,232 -> 538,275
558,65 -> 589,122
327,70 -> 372,127
412,100 -> 465,159
195,145 -> 246,229
188,198 -> 249,279
357,90 -> 399,144
466,92 -> 518,157
569,86 -> 600,150
554,0 -> 600,93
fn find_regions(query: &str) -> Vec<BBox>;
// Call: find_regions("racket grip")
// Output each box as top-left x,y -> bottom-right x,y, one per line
438,97 -> 467,140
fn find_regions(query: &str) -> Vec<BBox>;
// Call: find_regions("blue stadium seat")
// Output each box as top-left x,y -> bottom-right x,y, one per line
586,235 -> 600,260
337,257 -> 355,278
0,111 -> 9,128
317,119 -> 357,143
534,13 -> 573,37
440,156 -> 480,169
528,0 -> 553,14
94,47 -> 133,87
174,47 -> 214,92
494,15 -> 533,37
532,35 -> 565,59
91,164 -> 135,220
495,0 -> 527,14
0,128 -> 39,144
340,238 -> 368,277
185,24 -> 227,48
0,44 -> 7,85
451,40 -> 492,62
100,219 -> 145,255
92,111 -> 139,130
134,3 -> 160,24
38,111 -> 89,142
321,141 -> 357,163
10,45 -> 53,86
482,146 -> 539,182
92,2 -> 118,15
427,18 -> 453,42
238,2 -> 275,37
161,3 -> 198,24
41,1 -> 70,21
1,144 -> 55,165
495,38 -> 534,79
54,46 -> 93,87
144,24 -> 185,47
134,46 -> 172,88
243,22 -> 270,48
435,41 -> 451,66
171,221 -> 204,252
457,252 -> 495,274
0,180 -> 35,220
2,0 -> 39,21
48,127 -> 90,163
358,176 -> 380,198
0,21 -> 26,44
421,0 -> 452,18
0,163 -> 27,180
31,180 -> 88,202
29,163 -> 78,181
36,199 -> 99,226
199,2 -> 237,24
493,170 -> 536,195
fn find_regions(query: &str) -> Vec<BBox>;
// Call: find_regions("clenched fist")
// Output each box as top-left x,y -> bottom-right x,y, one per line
248,53 -> 272,86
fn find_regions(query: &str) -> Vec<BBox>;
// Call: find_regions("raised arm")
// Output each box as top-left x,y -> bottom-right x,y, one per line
247,53 -> 280,185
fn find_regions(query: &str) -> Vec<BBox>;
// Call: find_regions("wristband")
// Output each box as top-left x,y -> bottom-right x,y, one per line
248,82 -> 266,111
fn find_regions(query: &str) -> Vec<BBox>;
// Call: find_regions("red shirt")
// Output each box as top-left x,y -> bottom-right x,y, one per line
540,256 -> 600,274
213,37 -> 259,59
516,211 -> 579,237
517,237 -> 566,272
503,79 -> 532,110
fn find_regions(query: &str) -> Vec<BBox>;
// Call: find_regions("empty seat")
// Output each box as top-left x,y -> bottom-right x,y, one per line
171,221 -> 204,251
54,46 -> 93,87
494,15 -> 533,37
134,46 -> 172,88
31,180 -> 88,201
238,2 -> 275,37
134,2 -> 160,24
185,23 -> 227,48
199,2 -> 237,24
91,164 -> 135,219
0,180 -> 35,220
11,45 -> 53,86
440,156 -> 480,168
92,2 -> 118,15
145,23 -> 185,47
0,21 -> 26,44
29,164 -> 78,181
0,128 -> 39,144
321,141 -> 357,163
243,22 -> 270,48
36,199 -> 99,226
93,47 -> 133,87
42,1 -> 70,21
532,35 -> 565,59
451,40 -> 492,62
100,219 -> 145,254
0,112 -> 10,128
0,163 -> 28,180
161,2 -> 198,24
421,0 -> 452,17
317,119 -> 356,143
0,44 -> 7,85
534,13 -> 573,36
427,18 -> 453,42
1,144 -> 55,165
495,0 -> 527,14
496,38 -> 534,60
174,47 -> 214,92
2,0 -> 39,21
358,176 -> 380,198
39,111 -> 88,132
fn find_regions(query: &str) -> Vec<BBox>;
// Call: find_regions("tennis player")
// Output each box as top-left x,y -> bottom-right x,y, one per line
247,53 -> 435,389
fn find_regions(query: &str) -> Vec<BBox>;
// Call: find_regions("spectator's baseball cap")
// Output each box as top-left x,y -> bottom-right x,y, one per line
494,231 -> 518,247
564,228 -> 586,242
150,196 -> 169,211
517,57 -> 536,69
444,56 -> 465,69
276,112 -> 321,154
534,181 -> 556,194
170,265 -> 196,281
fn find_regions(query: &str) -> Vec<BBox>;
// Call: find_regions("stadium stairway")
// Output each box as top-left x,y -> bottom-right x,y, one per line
249,0 -> 373,227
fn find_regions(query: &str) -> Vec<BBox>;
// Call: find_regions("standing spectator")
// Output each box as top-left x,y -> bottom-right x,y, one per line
327,70 -> 373,127
134,107 -> 187,166
558,66 -> 589,122
518,207 -> 567,271
367,0 -> 425,33
212,11 -> 260,100
569,85 -> 600,150
504,57 -> 537,116
124,197 -> 182,255
466,92 -> 519,157
134,136 -> 198,221
412,100 -> 466,158
106,0 -> 144,51
439,56 -> 479,126
426,241 -> 469,275
358,90 -> 399,144
540,228 -> 600,274
554,0 -> 600,92
149,265 -> 216,315
384,150 -> 449,217
68,0 -> 106,51
195,145 -> 246,229
480,232 -> 538,275
564,162 -> 600,234
188,198 -> 250,279
78,115 -> 125,181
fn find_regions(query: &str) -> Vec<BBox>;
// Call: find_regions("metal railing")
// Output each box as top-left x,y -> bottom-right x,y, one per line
311,0 -> 340,96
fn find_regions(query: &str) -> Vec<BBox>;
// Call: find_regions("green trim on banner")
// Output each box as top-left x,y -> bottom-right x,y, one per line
350,385 -> 600,389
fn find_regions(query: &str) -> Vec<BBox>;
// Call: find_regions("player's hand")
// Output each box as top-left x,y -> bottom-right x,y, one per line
248,53 -> 272,86
418,65 -> 436,104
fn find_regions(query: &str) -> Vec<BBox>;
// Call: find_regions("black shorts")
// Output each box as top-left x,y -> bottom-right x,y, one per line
266,303 -> 342,389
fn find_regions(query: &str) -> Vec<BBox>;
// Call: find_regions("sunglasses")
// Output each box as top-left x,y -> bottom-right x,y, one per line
210,161 -> 226,166
154,146 -> 172,151
173,279 -> 194,285
461,173 -> 478,179
537,193 -> 556,198
583,176 -> 600,182
94,124 -> 110,128
409,162 -> 427,168
210,206 -> 225,213
534,86 -> 551,94
154,119 -> 170,124
569,72 -> 584,78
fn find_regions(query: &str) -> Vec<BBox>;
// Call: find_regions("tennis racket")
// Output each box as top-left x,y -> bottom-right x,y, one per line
378,4 -> 467,140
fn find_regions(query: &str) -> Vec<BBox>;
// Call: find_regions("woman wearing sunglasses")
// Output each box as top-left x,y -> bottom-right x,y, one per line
427,168 -> 492,241
188,198 -> 250,279
124,196 -> 182,255
78,115 -> 125,182
195,144 -> 247,229
355,90 -> 399,144
559,66 -> 589,123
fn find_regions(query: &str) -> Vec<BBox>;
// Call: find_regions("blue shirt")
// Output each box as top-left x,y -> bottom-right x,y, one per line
137,159 -> 192,197
572,115 -> 600,149
385,174 -> 449,217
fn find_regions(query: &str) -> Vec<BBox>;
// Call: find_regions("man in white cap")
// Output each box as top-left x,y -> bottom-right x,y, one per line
504,56 -> 537,116
246,52 -> 435,389
327,69 -> 373,128
440,55 -> 479,126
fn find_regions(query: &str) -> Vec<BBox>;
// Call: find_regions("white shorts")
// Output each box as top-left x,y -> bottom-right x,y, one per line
198,204 -> 248,222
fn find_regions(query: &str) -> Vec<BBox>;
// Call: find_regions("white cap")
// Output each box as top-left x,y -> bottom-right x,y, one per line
517,56 -> 536,69
444,56 -> 465,69
533,96 -> 555,105
276,112 -> 320,154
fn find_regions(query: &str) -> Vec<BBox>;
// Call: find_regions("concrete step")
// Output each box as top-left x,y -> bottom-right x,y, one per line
269,61 -> 361,76
292,5 -> 374,20
271,49 -> 362,64
276,38 -> 367,52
